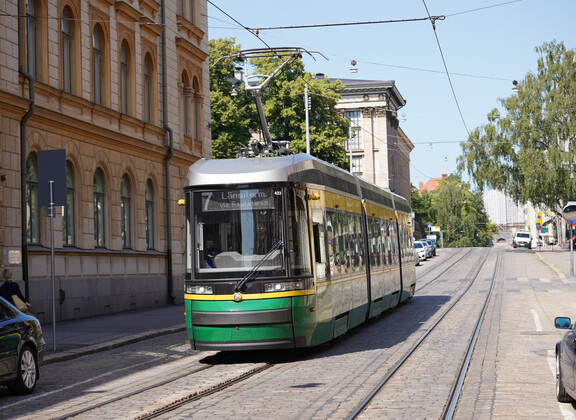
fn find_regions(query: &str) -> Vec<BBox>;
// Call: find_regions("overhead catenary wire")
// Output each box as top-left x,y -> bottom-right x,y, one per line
421,0 -> 470,136
246,15 -> 445,32
207,0 -> 270,48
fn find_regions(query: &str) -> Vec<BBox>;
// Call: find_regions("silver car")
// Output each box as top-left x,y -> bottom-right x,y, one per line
415,240 -> 433,258
414,241 -> 428,261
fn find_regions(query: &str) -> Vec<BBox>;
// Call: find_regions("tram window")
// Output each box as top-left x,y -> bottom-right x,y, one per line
384,221 -> 393,266
337,213 -> 348,273
313,224 -> 322,263
355,215 -> 364,270
287,189 -> 311,276
368,218 -> 380,268
326,212 -> 336,276
190,188 -> 285,279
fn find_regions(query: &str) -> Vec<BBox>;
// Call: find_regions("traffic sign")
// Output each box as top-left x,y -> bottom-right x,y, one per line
567,220 -> 576,226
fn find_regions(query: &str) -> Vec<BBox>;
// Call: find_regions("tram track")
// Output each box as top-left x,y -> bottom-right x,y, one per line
128,249 -> 492,420
48,349 -> 304,420
346,247 -> 499,419
416,247 -> 473,292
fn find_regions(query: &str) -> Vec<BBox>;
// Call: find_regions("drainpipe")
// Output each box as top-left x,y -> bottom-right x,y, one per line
161,0 -> 175,303
18,2 -> 35,301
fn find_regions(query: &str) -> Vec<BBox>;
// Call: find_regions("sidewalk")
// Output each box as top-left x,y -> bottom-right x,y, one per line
535,244 -> 576,281
41,304 -> 186,364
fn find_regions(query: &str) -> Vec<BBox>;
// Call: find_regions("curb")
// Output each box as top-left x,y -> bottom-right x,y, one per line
43,324 -> 186,365
535,252 -> 567,281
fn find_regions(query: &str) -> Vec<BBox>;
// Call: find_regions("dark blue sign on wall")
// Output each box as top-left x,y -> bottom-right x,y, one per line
38,149 -> 66,207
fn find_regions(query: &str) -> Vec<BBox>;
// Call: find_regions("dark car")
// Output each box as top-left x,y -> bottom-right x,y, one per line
555,316 -> 576,402
0,297 -> 45,394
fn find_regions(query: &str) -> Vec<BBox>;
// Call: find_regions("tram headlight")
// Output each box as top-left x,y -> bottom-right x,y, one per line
265,282 -> 285,292
264,281 -> 306,293
186,284 -> 214,294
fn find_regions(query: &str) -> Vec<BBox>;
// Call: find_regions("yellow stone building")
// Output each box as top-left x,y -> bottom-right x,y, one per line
0,0 -> 210,322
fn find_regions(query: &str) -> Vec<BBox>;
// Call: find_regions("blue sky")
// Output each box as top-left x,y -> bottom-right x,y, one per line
206,0 -> 576,189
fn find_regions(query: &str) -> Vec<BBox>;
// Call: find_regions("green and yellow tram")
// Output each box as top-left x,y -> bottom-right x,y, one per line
183,154 -> 416,350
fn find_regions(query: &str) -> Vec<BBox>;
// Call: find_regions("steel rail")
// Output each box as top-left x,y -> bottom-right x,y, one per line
346,248 -> 494,420
52,364 -> 214,420
416,247 -> 472,292
440,250 -> 501,419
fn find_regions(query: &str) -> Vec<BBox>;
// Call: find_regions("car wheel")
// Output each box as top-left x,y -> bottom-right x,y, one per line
556,352 -> 574,403
7,345 -> 38,395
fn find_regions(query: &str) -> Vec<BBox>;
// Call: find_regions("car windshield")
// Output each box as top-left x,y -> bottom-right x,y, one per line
517,233 -> 529,238
191,188 -> 285,279
414,242 -> 423,248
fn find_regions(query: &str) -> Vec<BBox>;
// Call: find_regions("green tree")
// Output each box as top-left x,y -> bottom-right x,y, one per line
459,41 -> 576,210
249,55 -> 350,168
410,183 -> 432,228
429,175 -> 495,247
209,39 -> 349,168
209,38 -> 258,159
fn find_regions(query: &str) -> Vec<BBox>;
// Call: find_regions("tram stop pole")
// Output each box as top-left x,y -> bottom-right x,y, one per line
38,149 -> 66,351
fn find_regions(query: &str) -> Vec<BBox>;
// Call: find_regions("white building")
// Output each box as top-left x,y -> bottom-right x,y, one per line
483,189 -> 526,227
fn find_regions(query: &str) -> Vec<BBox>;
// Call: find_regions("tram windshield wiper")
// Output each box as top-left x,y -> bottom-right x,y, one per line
234,240 -> 283,292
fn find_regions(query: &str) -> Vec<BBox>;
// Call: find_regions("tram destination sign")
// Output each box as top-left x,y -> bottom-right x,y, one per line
201,189 -> 276,212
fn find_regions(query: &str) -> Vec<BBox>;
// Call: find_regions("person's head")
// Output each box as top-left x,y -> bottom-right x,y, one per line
256,223 -> 267,236
2,269 -> 12,282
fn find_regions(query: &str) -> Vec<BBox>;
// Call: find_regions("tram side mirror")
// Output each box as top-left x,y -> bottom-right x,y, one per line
563,201 -> 576,221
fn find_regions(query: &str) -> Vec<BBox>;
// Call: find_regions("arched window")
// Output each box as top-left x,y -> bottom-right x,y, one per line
120,174 -> 131,249
63,161 -> 75,246
120,41 -> 128,113
120,40 -> 133,115
25,0 -> 37,77
93,169 -> 105,247
26,154 -> 39,244
145,180 -> 154,249
61,6 -> 73,93
181,72 -> 190,137
188,0 -> 195,23
178,0 -> 195,22
143,54 -> 152,123
192,78 -> 200,140
92,24 -> 104,105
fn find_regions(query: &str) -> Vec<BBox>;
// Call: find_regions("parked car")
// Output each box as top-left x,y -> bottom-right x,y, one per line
414,248 -> 421,266
512,232 -> 532,249
423,239 -> 437,256
555,316 -> 576,402
414,241 -> 427,261
0,296 -> 45,394
415,239 -> 433,258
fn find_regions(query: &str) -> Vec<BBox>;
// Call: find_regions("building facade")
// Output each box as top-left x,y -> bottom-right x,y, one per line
0,0 -> 210,322
336,79 -> 413,205
483,189 -> 526,228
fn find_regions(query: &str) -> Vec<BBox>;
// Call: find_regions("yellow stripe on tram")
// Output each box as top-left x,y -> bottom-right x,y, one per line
185,288 -> 315,301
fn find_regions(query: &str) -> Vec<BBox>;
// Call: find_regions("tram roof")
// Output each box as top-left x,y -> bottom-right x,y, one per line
186,154 -> 410,212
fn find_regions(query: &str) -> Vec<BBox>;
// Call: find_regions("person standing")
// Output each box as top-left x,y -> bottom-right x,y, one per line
0,269 -> 30,312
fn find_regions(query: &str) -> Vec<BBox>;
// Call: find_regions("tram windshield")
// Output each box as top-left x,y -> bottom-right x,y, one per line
192,187 -> 285,279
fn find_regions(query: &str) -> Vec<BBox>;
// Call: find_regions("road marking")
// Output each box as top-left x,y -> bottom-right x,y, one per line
531,309 -> 542,332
